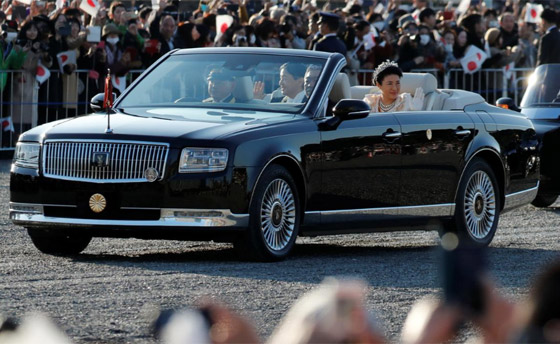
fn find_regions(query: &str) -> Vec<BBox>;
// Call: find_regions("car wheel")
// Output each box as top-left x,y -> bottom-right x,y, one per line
452,158 -> 500,247
27,228 -> 92,255
531,192 -> 558,208
236,165 -> 300,261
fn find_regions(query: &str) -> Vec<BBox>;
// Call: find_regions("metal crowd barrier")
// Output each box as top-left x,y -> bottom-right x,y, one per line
0,67 -> 535,150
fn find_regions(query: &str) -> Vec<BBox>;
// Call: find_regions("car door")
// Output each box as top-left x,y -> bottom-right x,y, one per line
395,110 -> 475,206
318,113 -> 402,214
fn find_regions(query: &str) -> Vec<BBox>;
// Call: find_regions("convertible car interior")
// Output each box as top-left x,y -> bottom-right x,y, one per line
329,72 -> 486,112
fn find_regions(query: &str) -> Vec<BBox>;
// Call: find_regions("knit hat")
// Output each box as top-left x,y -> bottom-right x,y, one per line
102,23 -> 121,38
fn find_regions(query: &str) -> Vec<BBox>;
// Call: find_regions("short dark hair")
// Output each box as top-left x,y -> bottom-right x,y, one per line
541,8 -> 557,25
375,65 -> 402,85
419,7 -> 435,24
280,63 -> 306,79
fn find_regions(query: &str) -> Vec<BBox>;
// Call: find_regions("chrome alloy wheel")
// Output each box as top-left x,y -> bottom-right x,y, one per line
260,178 -> 296,251
464,170 -> 496,240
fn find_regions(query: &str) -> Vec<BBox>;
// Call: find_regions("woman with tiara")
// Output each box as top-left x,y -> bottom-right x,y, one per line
363,60 -> 425,113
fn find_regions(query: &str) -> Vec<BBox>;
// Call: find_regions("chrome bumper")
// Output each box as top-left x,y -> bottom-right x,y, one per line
9,203 -> 249,228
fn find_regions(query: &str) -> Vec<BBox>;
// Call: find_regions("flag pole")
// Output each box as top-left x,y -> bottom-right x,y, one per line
105,69 -> 113,133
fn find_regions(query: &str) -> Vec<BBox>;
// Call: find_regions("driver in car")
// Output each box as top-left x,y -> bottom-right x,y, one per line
203,69 -> 237,103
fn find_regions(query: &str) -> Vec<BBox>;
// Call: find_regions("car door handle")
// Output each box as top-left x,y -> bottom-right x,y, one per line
383,131 -> 402,139
454,129 -> 471,136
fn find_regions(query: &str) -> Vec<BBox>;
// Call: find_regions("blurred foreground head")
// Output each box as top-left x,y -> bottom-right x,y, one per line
0,313 -> 72,344
267,278 -> 386,344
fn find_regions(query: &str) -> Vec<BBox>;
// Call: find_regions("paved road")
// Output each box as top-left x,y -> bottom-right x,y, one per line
1,158 -> 560,343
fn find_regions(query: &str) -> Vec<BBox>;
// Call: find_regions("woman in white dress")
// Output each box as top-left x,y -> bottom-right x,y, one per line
363,60 -> 424,113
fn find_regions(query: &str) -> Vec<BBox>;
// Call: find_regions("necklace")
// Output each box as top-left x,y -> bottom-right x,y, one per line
379,99 -> 396,112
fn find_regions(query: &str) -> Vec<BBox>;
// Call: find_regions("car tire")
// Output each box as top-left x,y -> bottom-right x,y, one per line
531,192 -> 558,208
27,228 -> 92,255
451,158 -> 501,247
235,164 -> 300,261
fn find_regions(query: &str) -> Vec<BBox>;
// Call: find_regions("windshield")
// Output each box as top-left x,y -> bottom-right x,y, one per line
118,53 -> 326,114
521,64 -> 560,108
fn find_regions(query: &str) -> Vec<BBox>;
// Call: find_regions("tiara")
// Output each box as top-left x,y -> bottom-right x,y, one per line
372,60 -> 399,85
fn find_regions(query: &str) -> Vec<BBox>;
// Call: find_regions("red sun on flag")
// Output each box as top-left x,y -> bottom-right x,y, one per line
2,120 -> 9,130
87,0 -> 95,6
531,8 -> 537,18
60,55 -> 68,63
37,66 -> 45,76
467,61 -> 478,71
220,23 -> 228,33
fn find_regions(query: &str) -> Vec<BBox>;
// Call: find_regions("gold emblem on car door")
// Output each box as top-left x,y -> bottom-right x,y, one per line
89,193 -> 107,213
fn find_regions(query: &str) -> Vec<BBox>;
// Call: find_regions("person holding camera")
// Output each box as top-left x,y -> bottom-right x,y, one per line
5,21 -> 51,134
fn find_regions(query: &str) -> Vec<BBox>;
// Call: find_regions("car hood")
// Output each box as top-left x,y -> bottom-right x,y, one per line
21,108 -> 300,143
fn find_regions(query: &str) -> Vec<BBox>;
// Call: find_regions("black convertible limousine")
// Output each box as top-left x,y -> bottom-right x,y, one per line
10,48 -> 540,260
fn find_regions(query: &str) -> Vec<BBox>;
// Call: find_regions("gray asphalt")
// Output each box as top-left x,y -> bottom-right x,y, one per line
1,158 -> 560,343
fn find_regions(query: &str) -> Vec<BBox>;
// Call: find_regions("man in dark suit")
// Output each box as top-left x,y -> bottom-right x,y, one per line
537,8 -> 560,66
203,69 -> 237,103
312,12 -> 347,56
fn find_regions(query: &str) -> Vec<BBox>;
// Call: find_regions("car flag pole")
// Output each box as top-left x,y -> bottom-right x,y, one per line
104,69 -> 113,133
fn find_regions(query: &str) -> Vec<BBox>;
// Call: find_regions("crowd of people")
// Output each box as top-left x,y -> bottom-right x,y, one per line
0,0 -> 559,133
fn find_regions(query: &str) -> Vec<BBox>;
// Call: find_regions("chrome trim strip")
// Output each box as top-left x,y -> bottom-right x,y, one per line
10,204 -> 249,228
10,202 -> 77,209
503,182 -> 539,212
304,203 -> 455,224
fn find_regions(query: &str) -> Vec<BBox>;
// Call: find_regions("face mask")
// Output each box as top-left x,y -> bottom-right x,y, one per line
249,34 -> 256,45
445,43 -> 453,52
201,4 -> 207,11
373,21 -> 385,31
106,37 -> 119,45
489,20 -> 499,28
420,34 -> 430,45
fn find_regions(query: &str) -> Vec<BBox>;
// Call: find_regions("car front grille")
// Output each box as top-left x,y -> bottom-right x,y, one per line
42,140 -> 170,183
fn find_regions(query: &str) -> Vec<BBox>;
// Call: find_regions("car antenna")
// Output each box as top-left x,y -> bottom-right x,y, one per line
104,69 -> 113,133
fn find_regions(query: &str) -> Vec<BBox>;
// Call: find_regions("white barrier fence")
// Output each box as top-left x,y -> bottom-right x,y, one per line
0,67 -> 534,150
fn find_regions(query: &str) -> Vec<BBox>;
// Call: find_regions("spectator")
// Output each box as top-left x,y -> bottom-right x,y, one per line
485,27 -> 521,68
483,8 -> 499,29
537,8 -> 560,66
418,7 -> 437,30
517,21 -> 537,68
305,11 -> 320,50
6,21 -> 48,133
101,23 -> 129,87
176,21 -> 201,49
499,12 -> 519,49
313,12 -> 347,55
459,13 -> 486,51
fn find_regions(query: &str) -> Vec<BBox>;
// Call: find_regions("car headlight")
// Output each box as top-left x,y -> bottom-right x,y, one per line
179,148 -> 229,173
14,142 -> 40,169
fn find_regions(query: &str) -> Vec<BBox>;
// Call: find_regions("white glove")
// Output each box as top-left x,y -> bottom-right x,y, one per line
411,87 -> 425,110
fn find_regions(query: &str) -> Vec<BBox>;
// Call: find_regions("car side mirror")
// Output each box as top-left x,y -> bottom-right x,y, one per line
90,92 -> 117,112
332,99 -> 371,119
496,97 -> 520,112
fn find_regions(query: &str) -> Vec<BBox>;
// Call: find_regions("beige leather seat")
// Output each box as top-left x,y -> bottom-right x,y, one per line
233,76 -> 254,102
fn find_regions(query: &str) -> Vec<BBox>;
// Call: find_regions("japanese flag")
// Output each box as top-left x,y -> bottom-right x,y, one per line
56,0 -> 65,10
57,50 -> 77,73
503,62 -> 514,80
112,75 -> 126,94
79,0 -> 101,17
215,15 -> 234,43
525,3 -> 543,24
364,32 -> 376,50
18,0 -> 32,5
36,61 -> 51,85
1,116 -> 14,132
456,0 -> 470,16
460,45 -> 488,74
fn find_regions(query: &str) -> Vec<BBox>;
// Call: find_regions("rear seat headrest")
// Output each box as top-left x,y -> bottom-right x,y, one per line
400,73 -> 437,95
